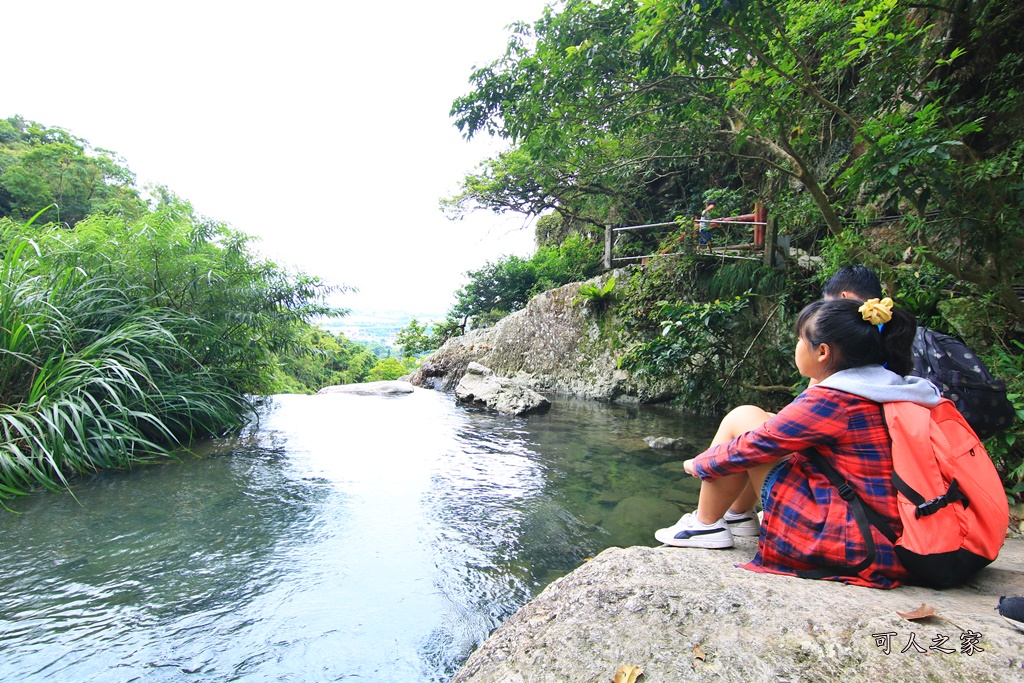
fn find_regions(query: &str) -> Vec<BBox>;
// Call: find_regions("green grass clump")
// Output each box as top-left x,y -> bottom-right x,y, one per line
0,233 -> 250,500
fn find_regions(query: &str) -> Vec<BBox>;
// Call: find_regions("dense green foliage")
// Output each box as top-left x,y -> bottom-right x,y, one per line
448,0 -> 1024,498
438,231 -> 602,336
395,318 -> 435,357
617,257 -> 804,413
0,238 -> 248,496
0,117 -> 378,499
365,357 -> 415,382
0,116 -> 145,226
269,325 -> 394,393
0,199 -> 351,496
450,0 -> 1024,320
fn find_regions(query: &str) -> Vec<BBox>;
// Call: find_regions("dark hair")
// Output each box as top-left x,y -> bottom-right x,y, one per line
822,265 -> 883,300
796,299 -> 917,376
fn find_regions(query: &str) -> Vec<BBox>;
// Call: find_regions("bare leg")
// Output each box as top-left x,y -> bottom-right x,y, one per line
708,405 -> 774,447
694,405 -> 777,525
731,482 -> 757,515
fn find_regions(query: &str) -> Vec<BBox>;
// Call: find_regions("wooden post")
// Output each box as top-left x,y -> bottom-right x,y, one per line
764,216 -> 778,267
753,201 -> 767,249
604,224 -> 613,270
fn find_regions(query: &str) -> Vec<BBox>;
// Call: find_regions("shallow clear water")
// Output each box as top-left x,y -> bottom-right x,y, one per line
0,390 -> 712,682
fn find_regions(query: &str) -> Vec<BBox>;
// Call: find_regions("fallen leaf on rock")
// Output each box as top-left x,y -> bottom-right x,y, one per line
896,603 -> 963,631
691,643 -> 706,670
612,664 -> 643,683
896,603 -> 936,620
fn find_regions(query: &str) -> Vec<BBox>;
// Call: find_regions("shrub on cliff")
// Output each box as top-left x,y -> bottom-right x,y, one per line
0,196 -> 342,498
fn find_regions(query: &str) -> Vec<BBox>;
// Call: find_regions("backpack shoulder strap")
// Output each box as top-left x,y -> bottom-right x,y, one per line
885,399 -> 970,518
798,449 -> 897,579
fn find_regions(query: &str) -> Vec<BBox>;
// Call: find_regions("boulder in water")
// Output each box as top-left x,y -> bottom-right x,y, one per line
455,362 -> 551,416
317,380 -> 415,396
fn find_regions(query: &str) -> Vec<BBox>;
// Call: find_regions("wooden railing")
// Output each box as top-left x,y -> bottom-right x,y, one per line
603,201 -> 778,269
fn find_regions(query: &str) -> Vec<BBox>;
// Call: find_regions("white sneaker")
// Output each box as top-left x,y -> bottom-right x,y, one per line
724,508 -> 761,537
655,512 -> 734,548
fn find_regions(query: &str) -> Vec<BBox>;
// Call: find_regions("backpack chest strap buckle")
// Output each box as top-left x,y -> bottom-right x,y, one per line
914,478 -> 968,518
836,481 -> 856,501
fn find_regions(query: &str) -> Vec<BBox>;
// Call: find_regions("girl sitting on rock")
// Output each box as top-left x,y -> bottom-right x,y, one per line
655,297 -> 941,588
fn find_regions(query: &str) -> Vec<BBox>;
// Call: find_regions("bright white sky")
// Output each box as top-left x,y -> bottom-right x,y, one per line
3,1 -> 553,316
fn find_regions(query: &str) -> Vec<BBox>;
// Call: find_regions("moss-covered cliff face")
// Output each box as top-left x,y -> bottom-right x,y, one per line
410,271 -> 680,403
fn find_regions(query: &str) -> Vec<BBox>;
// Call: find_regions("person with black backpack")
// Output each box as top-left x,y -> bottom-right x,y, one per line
653,269 -> 1012,588
822,265 -> 1015,440
655,297 -> 942,587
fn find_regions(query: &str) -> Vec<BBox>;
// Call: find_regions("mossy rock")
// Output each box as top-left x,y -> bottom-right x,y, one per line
600,496 -> 680,547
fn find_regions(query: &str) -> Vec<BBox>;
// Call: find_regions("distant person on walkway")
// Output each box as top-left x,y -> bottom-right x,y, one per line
655,296 -> 940,588
822,265 -> 1014,439
697,201 -> 715,250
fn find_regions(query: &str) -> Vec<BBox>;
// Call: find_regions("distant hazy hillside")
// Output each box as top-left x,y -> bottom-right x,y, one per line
319,309 -> 444,347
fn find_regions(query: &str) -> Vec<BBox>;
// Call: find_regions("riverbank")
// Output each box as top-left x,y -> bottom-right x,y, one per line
452,538 -> 1024,682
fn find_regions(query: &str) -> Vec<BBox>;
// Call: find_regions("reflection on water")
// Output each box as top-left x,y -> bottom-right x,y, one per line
0,390 -> 711,682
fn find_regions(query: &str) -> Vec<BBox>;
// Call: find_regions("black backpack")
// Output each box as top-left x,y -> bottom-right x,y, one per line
911,327 -> 1015,440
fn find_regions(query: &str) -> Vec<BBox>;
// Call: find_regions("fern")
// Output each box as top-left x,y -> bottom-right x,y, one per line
576,276 -> 617,310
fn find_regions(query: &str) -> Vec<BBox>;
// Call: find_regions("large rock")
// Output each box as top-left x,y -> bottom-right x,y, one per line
452,539 -> 1024,683
409,272 -> 680,402
600,496 -> 682,548
455,363 -> 552,416
316,380 -> 415,395
644,435 -> 701,451
640,435 -> 703,464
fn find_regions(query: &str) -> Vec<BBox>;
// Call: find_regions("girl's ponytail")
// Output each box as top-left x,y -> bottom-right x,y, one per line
797,298 -> 917,376
880,307 -> 916,376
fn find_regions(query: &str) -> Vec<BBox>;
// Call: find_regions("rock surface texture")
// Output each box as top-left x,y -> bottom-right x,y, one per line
409,273 -> 679,403
455,362 -> 552,416
452,539 -> 1024,683
316,380 -> 415,395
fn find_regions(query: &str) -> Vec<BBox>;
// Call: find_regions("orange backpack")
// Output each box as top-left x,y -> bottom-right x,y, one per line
805,398 -> 1009,588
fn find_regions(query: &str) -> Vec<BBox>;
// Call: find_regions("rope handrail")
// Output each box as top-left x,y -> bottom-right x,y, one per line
612,219 -> 766,232
701,219 -> 767,226
611,221 -> 678,232
613,250 -> 760,262
603,201 -> 770,269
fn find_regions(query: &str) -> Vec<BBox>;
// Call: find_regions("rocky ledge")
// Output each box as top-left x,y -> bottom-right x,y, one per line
316,380 -> 415,395
452,538 -> 1024,683
409,272 -> 680,403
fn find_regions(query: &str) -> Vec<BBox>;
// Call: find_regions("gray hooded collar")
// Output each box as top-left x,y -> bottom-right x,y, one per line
815,365 -> 942,407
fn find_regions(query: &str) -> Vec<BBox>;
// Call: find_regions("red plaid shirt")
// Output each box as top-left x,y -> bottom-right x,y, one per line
694,386 -> 911,588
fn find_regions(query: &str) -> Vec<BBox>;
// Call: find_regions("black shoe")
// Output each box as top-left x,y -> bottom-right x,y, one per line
997,596 -> 1024,632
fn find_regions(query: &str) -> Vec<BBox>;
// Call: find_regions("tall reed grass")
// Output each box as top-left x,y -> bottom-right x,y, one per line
0,235 -> 249,500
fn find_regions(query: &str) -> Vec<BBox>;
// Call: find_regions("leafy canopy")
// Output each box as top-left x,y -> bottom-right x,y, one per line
450,0 -> 1024,323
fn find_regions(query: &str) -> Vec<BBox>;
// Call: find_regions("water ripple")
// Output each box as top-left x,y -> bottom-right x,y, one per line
0,391 -> 709,682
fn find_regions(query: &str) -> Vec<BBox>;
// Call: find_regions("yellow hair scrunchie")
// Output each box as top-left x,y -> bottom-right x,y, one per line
859,297 -> 894,326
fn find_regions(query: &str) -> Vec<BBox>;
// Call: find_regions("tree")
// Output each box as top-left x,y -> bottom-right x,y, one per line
395,318 -> 436,357
448,1 -> 730,230
450,0 -> 1024,324
365,357 -> 410,382
0,116 -> 144,225
451,255 -> 539,328
339,348 -> 378,384
635,0 -> 1024,318
531,232 -> 601,293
